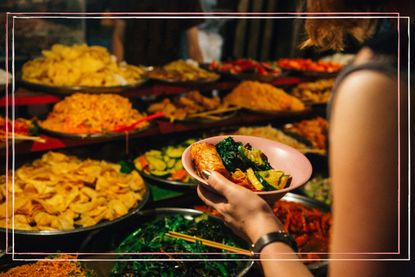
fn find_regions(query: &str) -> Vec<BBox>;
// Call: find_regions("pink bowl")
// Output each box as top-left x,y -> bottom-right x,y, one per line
182,135 -> 313,203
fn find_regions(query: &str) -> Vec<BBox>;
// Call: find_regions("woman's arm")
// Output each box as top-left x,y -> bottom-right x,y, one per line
186,26 -> 204,63
112,19 -> 126,62
198,172 -> 311,277
329,70 -> 398,276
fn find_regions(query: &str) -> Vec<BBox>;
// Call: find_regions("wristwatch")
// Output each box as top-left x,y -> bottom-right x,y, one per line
252,231 -> 298,257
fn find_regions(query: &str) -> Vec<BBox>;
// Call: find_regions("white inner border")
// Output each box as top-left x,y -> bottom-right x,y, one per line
6,14 -> 411,262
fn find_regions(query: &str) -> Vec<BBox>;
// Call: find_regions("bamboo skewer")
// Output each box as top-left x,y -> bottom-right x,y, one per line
302,148 -> 326,155
187,106 -> 241,118
197,114 -> 222,120
1,134 -> 46,143
166,231 -> 253,257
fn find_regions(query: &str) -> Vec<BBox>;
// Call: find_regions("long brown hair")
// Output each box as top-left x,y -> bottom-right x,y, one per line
301,0 -> 386,51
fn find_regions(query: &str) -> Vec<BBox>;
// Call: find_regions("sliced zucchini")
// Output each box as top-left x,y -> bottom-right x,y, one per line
246,168 -> 264,191
254,171 -> 277,191
147,156 -> 166,171
163,155 -> 171,163
183,138 -> 197,146
166,146 -> 185,158
256,170 -> 292,190
145,150 -> 162,158
151,170 -> 170,177
237,145 -> 271,171
174,160 -> 184,170
167,159 -> 176,169
257,170 -> 284,189
279,175 -> 292,189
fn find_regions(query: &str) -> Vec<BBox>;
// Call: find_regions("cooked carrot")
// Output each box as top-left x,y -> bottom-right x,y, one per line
139,155 -> 149,169
170,169 -> 187,181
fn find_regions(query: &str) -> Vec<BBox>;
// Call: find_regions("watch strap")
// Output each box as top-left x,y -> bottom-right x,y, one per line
252,231 -> 298,256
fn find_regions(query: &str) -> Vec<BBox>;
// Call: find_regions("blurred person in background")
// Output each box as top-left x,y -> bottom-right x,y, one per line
111,0 -> 204,66
197,0 -> 410,276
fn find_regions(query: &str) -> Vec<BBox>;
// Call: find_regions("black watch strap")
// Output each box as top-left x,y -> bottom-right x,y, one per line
252,231 -> 298,256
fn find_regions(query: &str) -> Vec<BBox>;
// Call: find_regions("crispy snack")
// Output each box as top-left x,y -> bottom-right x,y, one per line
22,44 -> 147,87
233,125 -> 310,152
0,255 -> 92,277
147,91 -> 227,121
190,142 -> 230,178
291,78 -> 335,104
0,152 -> 146,231
224,81 -> 305,111
284,117 -> 328,150
39,93 -> 148,134
147,60 -> 219,82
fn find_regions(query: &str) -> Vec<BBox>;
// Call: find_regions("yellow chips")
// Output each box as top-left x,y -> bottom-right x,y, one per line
22,44 -> 147,87
0,152 -> 146,231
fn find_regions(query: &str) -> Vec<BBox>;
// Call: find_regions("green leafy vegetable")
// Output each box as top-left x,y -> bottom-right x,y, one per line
215,137 -> 246,172
111,214 -> 250,277
119,160 -> 134,174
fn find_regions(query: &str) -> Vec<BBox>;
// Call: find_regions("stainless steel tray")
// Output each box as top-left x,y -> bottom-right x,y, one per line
18,78 -> 147,95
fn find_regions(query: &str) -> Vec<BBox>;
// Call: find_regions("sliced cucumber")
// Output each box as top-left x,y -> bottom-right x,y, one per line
246,168 -> 264,191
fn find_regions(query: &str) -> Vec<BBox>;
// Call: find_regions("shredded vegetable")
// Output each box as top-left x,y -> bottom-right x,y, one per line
273,200 -> 331,260
0,255 -> 92,277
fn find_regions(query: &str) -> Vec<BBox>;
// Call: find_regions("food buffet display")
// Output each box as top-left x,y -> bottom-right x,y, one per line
2,41 -> 338,276
277,58 -> 343,73
134,139 -> 197,187
22,44 -> 147,88
291,78 -> 335,105
146,59 -> 219,84
38,93 -> 149,137
224,81 -> 306,112
147,90 -> 236,122
111,209 -> 252,276
0,255 -> 93,277
0,116 -> 35,141
0,152 -> 147,231
208,59 -> 282,82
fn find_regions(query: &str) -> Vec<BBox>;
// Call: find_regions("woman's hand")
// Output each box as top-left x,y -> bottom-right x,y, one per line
197,170 -> 282,243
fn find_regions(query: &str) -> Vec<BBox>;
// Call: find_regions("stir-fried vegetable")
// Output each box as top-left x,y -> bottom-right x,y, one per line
303,176 -> 332,205
135,139 -> 196,183
215,137 -> 291,191
112,214 -> 250,277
